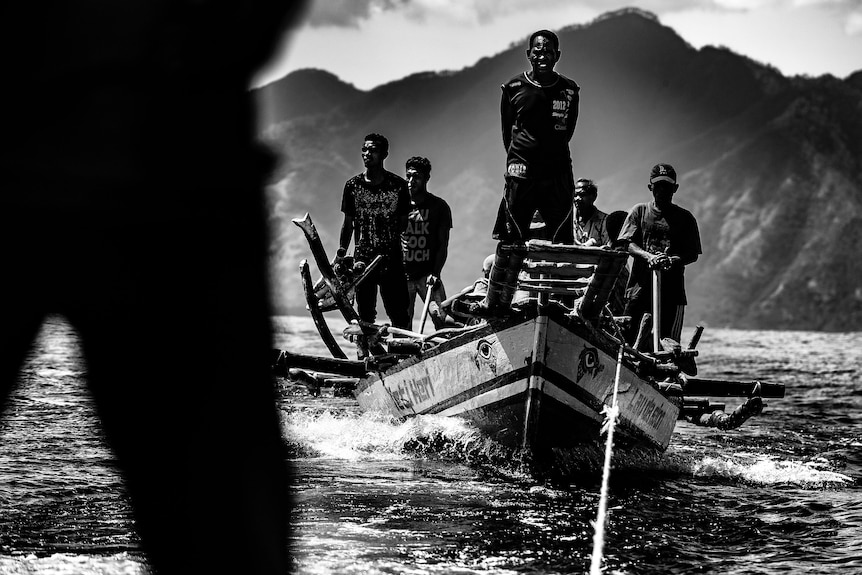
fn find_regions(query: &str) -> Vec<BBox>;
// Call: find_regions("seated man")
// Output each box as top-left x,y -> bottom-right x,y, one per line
442,254 -> 495,324
572,178 -> 610,246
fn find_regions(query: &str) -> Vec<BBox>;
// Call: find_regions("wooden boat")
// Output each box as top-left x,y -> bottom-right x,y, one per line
275,213 -> 784,460
354,305 -> 680,452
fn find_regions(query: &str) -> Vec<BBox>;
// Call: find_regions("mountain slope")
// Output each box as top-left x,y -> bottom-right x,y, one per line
255,8 -> 862,331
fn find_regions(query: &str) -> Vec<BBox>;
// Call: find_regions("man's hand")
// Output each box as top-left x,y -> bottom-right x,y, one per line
426,274 -> 440,288
647,253 -> 680,271
332,248 -> 353,277
647,253 -> 672,271
333,247 -> 347,265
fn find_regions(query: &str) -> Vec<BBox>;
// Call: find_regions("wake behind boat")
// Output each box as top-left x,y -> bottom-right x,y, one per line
274,213 -> 784,466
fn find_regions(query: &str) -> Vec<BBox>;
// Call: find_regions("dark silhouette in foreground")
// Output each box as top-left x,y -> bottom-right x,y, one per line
0,2 -> 307,573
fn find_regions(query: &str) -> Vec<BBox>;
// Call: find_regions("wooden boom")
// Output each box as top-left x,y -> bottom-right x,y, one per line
683,377 -> 785,398
275,349 -> 369,378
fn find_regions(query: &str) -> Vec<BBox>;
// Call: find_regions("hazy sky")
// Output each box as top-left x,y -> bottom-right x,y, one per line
255,0 -> 862,89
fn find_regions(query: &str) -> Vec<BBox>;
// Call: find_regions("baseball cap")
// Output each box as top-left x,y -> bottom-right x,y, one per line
650,163 -> 677,184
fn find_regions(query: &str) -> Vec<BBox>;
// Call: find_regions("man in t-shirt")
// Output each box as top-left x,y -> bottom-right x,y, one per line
401,156 -> 453,331
339,133 -> 411,330
473,29 -> 580,314
572,178 -> 609,246
617,163 -> 702,345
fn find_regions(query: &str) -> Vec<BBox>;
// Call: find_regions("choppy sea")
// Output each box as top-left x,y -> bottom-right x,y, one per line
0,315 -> 859,574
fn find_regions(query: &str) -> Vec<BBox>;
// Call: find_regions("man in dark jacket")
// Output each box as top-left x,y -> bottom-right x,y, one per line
474,29 -> 580,314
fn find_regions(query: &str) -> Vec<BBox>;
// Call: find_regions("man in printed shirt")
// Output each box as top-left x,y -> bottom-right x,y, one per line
473,29 -> 580,314
401,156 -> 453,330
340,133 -> 411,330
572,178 -> 609,246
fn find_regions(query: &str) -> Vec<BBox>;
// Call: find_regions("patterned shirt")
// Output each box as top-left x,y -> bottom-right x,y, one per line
573,207 -> 609,246
341,171 -> 410,263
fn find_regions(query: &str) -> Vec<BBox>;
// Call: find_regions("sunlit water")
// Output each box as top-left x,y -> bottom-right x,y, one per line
1,315 -> 859,574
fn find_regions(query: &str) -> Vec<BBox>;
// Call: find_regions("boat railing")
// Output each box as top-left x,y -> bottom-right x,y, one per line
515,240 -> 629,321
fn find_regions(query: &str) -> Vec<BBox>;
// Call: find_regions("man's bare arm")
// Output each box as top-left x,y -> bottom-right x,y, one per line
501,89 -> 513,151
429,227 -> 450,285
339,214 -> 354,251
625,240 -> 665,269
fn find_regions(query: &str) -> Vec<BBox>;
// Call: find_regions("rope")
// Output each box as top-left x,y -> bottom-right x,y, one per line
420,322 -> 485,342
589,341 -> 625,575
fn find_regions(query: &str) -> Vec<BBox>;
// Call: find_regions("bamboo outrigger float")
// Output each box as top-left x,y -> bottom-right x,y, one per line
274,213 -> 784,461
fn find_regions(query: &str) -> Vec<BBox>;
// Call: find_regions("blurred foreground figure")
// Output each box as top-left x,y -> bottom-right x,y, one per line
0,2 -> 306,573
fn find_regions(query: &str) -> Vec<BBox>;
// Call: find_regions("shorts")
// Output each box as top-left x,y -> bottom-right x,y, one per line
492,172 -> 574,243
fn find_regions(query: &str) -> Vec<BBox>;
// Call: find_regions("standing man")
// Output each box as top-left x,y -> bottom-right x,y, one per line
617,163 -> 702,345
474,29 -> 580,314
340,133 -> 411,331
572,178 -> 609,246
401,156 -> 453,330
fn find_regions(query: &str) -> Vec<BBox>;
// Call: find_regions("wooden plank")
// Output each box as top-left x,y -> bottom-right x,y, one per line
683,377 -> 785,398
519,277 -> 591,287
517,284 -> 587,296
524,240 -> 629,265
522,314 -> 550,451
293,213 -> 356,323
293,213 -> 385,355
279,349 -> 369,378
312,374 -> 360,387
524,261 -> 595,278
578,255 -> 627,321
301,259 -> 347,359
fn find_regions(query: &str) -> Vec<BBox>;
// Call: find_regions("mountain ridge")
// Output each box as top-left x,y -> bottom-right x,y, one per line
256,9 -> 862,331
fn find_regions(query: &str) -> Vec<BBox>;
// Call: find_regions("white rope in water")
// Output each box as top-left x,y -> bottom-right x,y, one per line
589,344 -> 625,574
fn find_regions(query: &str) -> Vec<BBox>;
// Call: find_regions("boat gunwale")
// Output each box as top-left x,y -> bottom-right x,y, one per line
355,307 -> 539,393
357,301 -> 647,391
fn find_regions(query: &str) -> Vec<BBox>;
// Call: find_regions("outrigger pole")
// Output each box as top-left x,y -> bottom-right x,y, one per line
273,349 -> 368,378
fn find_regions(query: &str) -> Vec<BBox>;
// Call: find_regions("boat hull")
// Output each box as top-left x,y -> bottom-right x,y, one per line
354,308 -> 679,453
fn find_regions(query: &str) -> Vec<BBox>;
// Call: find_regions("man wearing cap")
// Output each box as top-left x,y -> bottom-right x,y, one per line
473,28 -> 580,315
572,178 -> 609,246
617,163 -> 701,345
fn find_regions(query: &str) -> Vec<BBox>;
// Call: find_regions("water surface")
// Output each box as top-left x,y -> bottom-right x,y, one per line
1,316 -> 859,574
